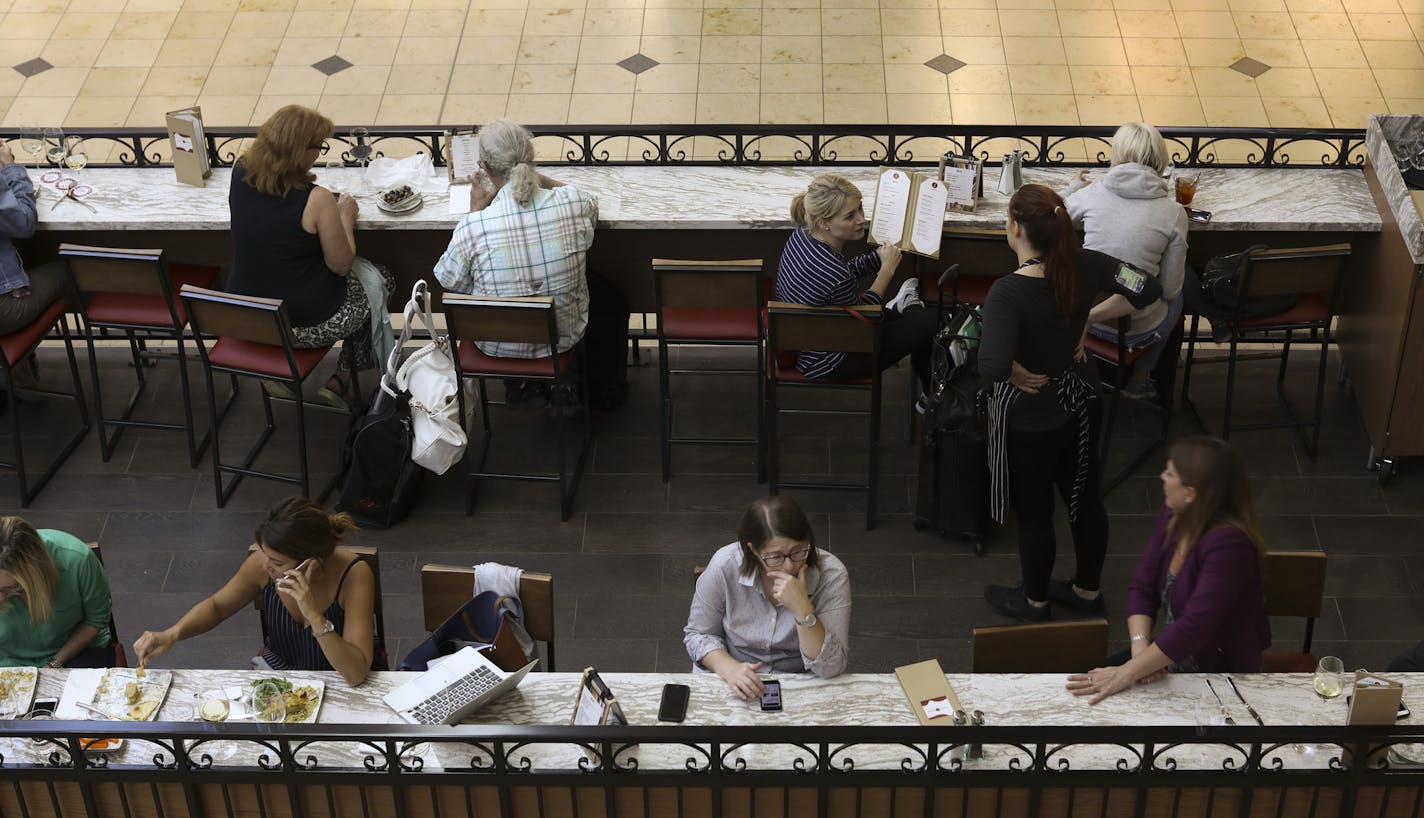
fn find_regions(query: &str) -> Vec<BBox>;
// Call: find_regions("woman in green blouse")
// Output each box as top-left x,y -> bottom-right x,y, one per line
0,517 -> 115,668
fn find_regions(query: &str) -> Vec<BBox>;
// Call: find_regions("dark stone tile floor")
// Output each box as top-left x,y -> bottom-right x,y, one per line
2,340 -> 1419,676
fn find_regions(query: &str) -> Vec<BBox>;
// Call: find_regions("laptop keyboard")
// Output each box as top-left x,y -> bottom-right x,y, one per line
409,665 -> 503,725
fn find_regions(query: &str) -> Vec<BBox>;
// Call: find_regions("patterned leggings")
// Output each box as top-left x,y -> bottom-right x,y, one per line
290,262 -> 394,371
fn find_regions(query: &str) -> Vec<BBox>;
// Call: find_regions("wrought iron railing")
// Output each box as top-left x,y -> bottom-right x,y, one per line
2,720 -> 1423,818
0,125 -> 1367,170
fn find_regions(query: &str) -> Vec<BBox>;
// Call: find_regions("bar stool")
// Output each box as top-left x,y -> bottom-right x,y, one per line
766,301 -> 883,530
61,244 -> 222,467
444,293 -> 591,521
652,258 -> 766,483
179,285 -> 356,507
1180,244 -> 1350,460
0,300 -> 90,507
1084,314 -> 1183,494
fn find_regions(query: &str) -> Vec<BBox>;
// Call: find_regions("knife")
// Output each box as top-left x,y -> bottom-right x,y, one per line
1227,676 -> 1266,726
1204,679 -> 1236,725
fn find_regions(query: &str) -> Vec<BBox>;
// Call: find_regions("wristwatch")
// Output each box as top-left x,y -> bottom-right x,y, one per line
311,618 -> 337,638
795,611 -> 818,628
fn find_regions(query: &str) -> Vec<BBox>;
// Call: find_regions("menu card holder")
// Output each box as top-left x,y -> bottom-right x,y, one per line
1348,671 -> 1403,725
894,659 -> 962,726
445,130 -> 480,183
867,166 -> 946,260
937,153 -> 983,214
166,106 -> 210,188
572,667 -> 627,727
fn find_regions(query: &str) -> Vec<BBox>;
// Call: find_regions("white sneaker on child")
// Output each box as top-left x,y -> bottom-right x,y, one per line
886,278 -> 923,313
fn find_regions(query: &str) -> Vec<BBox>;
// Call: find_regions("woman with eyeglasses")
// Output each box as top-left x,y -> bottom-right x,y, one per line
684,496 -> 852,700
0,517 -> 115,669
226,104 -> 392,410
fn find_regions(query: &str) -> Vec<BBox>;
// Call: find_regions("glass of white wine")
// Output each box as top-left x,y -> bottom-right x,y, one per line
198,688 -> 231,722
42,127 -> 65,166
19,126 -> 43,169
1313,655 -> 1344,699
63,137 -> 87,179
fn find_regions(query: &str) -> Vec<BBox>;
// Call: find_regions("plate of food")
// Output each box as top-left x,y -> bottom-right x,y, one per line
376,185 -> 422,214
90,667 -> 172,722
0,667 -> 37,718
249,677 -> 325,724
1391,742 -> 1424,766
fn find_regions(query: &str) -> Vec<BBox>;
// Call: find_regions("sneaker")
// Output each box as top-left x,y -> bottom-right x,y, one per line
1047,578 -> 1107,616
548,384 -> 583,418
505,381 -> 549,410
886,278 -> 924,313
261,381 -> 298,401
315,386 -> 350,412
984,583 -> 1050,623
1120,378 -> 1158,403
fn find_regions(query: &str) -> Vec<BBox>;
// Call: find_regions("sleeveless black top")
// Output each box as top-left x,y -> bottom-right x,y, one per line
260,558 -> 359,672
226,162 -> 346,327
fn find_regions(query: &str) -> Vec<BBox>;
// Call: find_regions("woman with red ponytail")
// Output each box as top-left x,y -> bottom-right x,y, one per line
978,184 -> 1162,623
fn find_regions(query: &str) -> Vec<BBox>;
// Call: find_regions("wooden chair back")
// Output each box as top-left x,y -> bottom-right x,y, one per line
1240,244 -> 1350,303
420,564 -> 557,671
1263,550 -> 1328,652
767,301 -> 881,355
180,284 -> 290,347
653,259 -> 765,311
443,293 -> 558,349
971,619 -> 1109,674
87,542 -> 126,666
937,228 -> 1015,280
61,244 -> 171,300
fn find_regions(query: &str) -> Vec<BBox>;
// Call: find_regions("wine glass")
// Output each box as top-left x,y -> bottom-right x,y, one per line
42,127 -> 65,166
19,126 -> 43,169
249,682 -> 286,724
197,688 -> 231,722
64,137 -> 87,179
349,127 -> 372,192
1313,656 -> 1345,700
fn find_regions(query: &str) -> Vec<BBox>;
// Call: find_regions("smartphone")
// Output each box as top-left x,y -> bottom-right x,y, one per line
759,678 -> 782,712
658,683 -> 690,723
1187,208 -> 1212,223
31,698 -> 58,716
1113,261 -> 1148,295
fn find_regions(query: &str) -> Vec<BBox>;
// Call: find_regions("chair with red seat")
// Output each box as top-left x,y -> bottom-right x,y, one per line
1262,550 -> 1328,673
61,244 -> 224,468
1084,314 -> 1184,494
179,284 -> 355,507
1180,244 -> 1350,460
652,258 -> 766,483
0,300 -> 90,507
766,301 -> 883,530
919,227 -> 1013,312
443,293 -> 591,521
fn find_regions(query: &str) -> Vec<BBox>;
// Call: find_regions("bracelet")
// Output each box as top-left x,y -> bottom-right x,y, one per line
44,658 -> 61,669
1129,635 -> 1148,643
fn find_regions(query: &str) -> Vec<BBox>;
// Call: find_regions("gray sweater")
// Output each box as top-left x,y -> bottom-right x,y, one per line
1063,163 -> 1188,336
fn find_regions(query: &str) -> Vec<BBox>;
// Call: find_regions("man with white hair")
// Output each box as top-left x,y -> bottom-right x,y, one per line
433,119 -> 599,410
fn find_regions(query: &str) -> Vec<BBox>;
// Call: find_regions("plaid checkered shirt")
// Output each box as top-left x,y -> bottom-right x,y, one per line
434,183 -> 598,358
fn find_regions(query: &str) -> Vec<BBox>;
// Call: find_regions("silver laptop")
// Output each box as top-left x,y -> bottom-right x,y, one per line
384,646 -> 537,725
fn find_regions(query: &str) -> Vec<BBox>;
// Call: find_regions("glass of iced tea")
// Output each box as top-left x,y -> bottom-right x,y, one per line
1175,174 -> 1198,206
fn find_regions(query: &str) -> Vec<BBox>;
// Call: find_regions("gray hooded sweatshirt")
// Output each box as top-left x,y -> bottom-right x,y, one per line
1062,163 -> 1188,337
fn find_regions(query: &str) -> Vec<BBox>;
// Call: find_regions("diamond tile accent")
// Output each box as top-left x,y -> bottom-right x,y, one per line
617,53 -> 659,75
13,57 -> 52,78
924,54 -> 967,75
1229,57 -> 1271,78
311,55 -> 353,76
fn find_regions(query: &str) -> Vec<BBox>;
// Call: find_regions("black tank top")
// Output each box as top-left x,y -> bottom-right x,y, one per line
226,162 -> 346,327
260,558 -> 359,672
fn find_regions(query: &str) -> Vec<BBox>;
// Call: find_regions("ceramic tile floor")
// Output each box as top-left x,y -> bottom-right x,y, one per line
0,0 -> 1418,133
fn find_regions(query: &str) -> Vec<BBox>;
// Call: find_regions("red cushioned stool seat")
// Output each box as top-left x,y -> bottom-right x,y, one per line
459,340 -> 571,378
84,263 -> 219,328
1,301 -> 64,366
207,338 -> 330,380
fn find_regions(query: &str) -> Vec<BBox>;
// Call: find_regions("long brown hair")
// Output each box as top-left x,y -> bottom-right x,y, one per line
736,496 -> 819,579
0,517 -> 59,624
239,105 -> 333,198
1165,436 -> 1264,557
1008,184 -> 1079,322
255,497 -> 357,562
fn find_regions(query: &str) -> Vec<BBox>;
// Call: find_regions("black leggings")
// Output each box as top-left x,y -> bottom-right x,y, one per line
1007,413 -> 1109,602
825,304 -> 937,392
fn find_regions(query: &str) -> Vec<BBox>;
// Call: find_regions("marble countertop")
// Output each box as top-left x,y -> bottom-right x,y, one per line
1366,114 -> 1424,264
32,164 -> 1381,234
5,668 -> 1420,774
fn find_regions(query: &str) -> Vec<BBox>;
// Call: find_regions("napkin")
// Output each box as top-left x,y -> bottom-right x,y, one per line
365,154 -> 444,194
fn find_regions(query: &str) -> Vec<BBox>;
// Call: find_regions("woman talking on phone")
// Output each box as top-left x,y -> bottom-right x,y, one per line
684,496 -> 852,700
134,497 -> 375,686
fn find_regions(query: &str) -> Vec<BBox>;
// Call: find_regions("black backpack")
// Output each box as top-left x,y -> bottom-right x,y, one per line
583,272 -> 631,410
337,383 -> 424,528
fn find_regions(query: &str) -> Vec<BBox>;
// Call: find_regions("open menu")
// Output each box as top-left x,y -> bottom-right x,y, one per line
867,167 -> 946,259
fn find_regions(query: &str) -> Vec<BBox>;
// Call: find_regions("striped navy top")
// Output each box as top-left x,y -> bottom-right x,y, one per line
260,559 -> 358,672
775,228 -> 883,378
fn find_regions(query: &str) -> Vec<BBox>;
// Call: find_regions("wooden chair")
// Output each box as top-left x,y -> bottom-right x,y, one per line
61,244 -> 222,468
766,301 -> 884,530
443,293 -> 591,521
87,542 -> 126,668
652,258 -> 766,483
246,542 -> 390,671
1180,244 -> 1351,460
1262,550 -> 1328,673
972,619 -> 1109,674
1085,314 -> 1183,494
180,285 -> 356,507
420,564 -> 557,672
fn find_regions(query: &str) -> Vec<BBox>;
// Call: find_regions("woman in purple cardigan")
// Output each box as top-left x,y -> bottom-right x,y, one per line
1066,436 -> 1270,703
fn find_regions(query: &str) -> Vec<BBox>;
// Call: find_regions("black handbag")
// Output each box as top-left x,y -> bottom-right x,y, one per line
336,381 -> 424,528
1200,244 -> 1298,320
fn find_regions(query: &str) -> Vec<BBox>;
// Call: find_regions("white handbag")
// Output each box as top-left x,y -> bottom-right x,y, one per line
389,281 -> 467,475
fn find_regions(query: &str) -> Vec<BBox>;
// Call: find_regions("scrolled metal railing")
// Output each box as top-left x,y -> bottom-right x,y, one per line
0,125 -> 1366,170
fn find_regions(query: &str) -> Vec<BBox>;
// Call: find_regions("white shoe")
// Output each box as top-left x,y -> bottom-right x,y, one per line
886,278 -> 923,313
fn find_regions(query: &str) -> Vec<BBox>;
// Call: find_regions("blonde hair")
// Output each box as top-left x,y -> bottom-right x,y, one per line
1108,122 -> 1169,175
790,174 -> 862,232
0,517 -> 58,624
479,119 -> 539,208
239,105 -> 334,198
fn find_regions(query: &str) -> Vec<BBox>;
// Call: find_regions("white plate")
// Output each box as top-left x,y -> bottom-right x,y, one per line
89,668 -> 172,721
0,667 -> 37,718
377,190 -> 422,214
244,677 -> 325,724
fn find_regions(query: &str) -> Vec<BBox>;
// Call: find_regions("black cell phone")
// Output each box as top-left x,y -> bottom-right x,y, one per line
1113,261 -> 1148,295
1187,208 -> 1212,223
658,683 -> 689,722
759,678 -> 782,712
31,698 -> 58,716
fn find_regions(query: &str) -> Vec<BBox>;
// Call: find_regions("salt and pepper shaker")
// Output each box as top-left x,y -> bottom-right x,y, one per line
969,710 -> 985,760
997,151 -> 1025,196
951,710 -> 969,762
